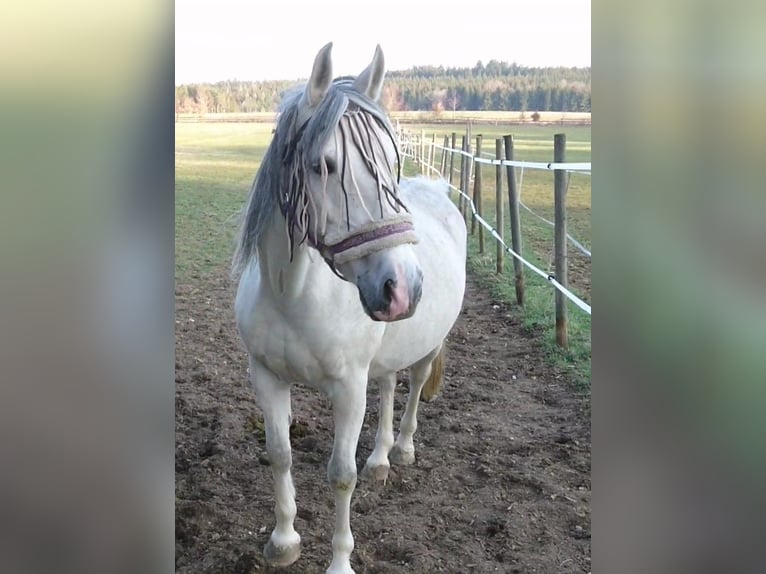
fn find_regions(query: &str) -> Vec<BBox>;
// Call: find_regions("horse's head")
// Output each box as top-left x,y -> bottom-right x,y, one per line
277,43 -> 423,322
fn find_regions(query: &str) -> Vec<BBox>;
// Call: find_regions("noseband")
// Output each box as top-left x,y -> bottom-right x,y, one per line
314,214 -> 418,268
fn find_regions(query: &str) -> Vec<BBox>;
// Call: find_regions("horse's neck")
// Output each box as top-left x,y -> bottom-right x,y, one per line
258,214 -> 321,300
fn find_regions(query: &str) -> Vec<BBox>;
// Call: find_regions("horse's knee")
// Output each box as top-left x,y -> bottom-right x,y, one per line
327,457 -> 357,491
266,441 -> 292,472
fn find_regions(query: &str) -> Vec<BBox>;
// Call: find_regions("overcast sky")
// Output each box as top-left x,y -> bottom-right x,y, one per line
175,0 -> 591,84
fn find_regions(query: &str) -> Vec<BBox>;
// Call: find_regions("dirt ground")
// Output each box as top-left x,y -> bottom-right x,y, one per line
175,268 -> 591,573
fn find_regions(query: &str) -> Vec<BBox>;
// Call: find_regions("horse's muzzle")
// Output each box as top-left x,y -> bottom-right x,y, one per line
357,264 -> 423,322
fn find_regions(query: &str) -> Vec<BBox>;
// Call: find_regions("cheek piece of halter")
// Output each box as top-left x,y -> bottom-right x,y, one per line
279,120 -> 418,281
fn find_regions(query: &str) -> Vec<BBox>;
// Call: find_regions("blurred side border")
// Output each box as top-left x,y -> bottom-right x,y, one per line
594,0 -> 765,571
0,2 -> 175,572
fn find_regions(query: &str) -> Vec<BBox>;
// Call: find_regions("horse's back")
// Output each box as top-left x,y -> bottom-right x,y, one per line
400,177 -> 467,249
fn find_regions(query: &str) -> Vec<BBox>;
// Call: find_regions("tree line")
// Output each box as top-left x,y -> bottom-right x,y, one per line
175,60 -> 590,115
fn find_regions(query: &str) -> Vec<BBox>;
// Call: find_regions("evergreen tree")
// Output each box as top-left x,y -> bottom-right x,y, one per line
175,62 -> 590,113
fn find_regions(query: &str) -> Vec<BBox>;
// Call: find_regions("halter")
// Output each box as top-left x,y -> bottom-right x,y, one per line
313,214 -> 418,267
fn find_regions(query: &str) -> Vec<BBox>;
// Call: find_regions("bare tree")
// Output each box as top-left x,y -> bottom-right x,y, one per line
445,88 -> 460,118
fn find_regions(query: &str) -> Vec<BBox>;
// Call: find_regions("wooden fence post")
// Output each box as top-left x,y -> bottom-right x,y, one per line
440,135 -> 449,177
458,135 -> 466,218
472,135 -> 483,238
462,135 -> 472,225
495,138 -> 504,274
477,134 -> 485,253
554,133 -> 568,348
503,134 -> 524,306
410,131 -> 417,167
420,129 -> 426,175
448,132 -> 456,190
428,133 -> 436,174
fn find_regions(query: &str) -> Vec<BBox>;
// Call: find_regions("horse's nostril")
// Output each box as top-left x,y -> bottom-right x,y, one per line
383,278 -> 396,303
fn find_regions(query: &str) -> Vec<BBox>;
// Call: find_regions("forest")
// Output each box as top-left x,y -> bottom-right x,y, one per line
175,60 -> 590,114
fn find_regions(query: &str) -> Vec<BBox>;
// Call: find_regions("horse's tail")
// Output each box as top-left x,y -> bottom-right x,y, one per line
420,344 -> 446,402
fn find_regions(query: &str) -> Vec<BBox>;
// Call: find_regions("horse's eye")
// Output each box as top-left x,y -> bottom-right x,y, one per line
312,158 -> 336,175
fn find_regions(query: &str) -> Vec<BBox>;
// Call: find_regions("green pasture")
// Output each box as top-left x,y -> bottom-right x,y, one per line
175,120 -> 591,388
175,123 -> 273,279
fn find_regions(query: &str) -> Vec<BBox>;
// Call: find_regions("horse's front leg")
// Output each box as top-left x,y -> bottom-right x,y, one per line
326,374 -> 367,574
249,358 -> 301,567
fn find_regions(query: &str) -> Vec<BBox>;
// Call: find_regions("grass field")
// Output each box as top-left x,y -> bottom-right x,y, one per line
175,123 -> 273,279
175,119 -> 591,386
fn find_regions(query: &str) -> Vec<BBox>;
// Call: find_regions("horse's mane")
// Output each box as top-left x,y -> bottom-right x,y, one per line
231,78 -> 403,277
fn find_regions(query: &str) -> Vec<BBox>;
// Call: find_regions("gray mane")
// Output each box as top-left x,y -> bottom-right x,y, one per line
231,78 -> 402,277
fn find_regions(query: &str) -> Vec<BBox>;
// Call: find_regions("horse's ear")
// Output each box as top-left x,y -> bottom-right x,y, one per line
353,44 -> 385,102
306,42 -> 333,107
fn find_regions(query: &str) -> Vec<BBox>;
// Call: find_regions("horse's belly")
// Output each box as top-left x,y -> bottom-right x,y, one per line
371,266 -> 465,377
370,297 -> 461,377
370,186 -> 467,377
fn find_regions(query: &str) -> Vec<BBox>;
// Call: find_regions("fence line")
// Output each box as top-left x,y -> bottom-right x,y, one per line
402,132 -> 592,258
515,168 -> 592,257
397,129 -> 592,321
410,152 -> 591,315
438,142 -> 591,257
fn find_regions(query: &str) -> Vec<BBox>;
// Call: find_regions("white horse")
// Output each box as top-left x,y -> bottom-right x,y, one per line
232,43 -> 466,574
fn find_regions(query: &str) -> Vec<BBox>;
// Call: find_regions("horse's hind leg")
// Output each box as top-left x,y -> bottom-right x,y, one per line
361,372 -> 396,483
390,344 -> 442,466
249,358 -> 301,567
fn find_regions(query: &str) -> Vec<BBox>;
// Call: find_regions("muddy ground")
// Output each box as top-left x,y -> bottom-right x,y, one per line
175,269 -> 591,573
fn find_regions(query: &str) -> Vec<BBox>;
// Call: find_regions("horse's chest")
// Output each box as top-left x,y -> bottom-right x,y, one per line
246,308 -> 377,383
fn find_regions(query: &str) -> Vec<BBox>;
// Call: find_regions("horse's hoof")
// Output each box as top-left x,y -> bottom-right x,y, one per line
264,538 -> 301,567
389,445 -> 415,465
361,462 -> 390,483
